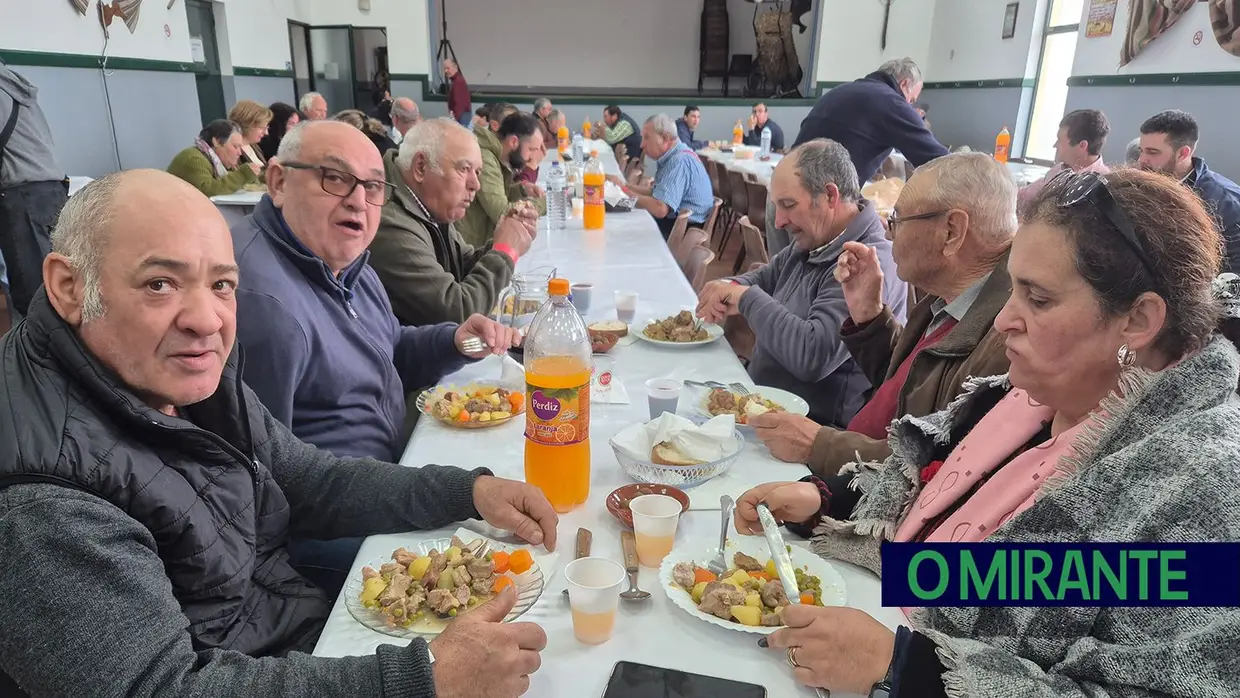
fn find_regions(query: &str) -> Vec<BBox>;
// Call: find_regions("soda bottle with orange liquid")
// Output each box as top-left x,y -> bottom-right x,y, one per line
994,126 -> 1011,163
732,120 -> 744,146
557,125 -> 570,155
582,117 -> 593,139
583,151 -> 606,230
524,278 -> 593,513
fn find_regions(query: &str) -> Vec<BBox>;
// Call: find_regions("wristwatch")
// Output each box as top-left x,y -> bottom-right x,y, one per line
870,626 -> 906,698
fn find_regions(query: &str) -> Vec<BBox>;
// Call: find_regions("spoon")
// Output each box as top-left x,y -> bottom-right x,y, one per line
619,531 -> 651,602
562,527 -> 593,598
708,495 -> 735,576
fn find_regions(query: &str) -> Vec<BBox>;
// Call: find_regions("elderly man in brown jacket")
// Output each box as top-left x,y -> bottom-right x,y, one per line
372,117 -> 535,327
752,152 -> 1015,476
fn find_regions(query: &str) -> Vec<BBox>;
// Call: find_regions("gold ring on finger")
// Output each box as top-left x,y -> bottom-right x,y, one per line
786,646 -> 803,668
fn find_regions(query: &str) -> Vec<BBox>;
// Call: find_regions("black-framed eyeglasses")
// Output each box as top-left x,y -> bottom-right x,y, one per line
281,162 -> 395,206
887,209 -> 948,231
1048,170 -> 1159,281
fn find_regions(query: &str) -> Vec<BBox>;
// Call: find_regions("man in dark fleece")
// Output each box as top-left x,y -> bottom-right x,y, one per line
793,57 -> 948,183
696,139 -> 908,428
0,169 -> 555,698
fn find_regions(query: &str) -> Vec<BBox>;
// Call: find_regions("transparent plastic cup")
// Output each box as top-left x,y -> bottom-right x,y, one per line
564,557 -> 626,645
615,291 -> 639,324
630,494 -> 683,567
645,378 -> 682,420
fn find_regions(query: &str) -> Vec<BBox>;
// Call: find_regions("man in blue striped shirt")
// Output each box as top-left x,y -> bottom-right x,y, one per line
610,114 -> 714,239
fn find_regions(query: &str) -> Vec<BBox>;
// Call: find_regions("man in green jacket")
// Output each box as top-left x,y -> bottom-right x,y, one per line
458,111 -> 545,247
372,117 -> 536,327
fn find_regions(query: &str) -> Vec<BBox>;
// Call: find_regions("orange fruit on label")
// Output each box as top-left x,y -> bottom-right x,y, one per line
554,423 -> 577,443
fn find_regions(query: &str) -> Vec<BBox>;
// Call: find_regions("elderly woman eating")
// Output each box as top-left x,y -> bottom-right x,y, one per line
227,99 -> 273,169
165,119 -> 260,197
734,168 -> 1240,697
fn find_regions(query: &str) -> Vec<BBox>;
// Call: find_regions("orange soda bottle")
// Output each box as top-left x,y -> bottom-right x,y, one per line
583,150 -> 606,230
523,278 -> 593,512
994,126 -> 1011,163
732,120 -> 744,145
583,118 -> 592,139
557,125 -> 570,155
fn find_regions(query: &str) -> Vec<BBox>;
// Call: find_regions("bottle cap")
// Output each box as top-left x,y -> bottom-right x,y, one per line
548,278 -> 570,296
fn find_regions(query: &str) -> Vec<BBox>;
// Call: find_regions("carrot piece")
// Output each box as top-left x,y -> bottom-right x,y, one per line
457,411 -> 471,422
491,551 -> 510,574
693,567 -> 717,584
748,571 -> 773,581
492,576 -> 514,594
508,549 -> 534,575
508,392 -> 525,411
799,592 -> 815,605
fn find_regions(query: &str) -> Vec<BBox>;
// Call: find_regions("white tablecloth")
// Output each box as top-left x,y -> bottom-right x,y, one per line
311,149 -> 901,697
700,149 -> 783,186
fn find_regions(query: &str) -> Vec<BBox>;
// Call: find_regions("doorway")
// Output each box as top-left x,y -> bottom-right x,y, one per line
186,0 -> 226,125
289,20 -> 313,104
288,23 -> 387,115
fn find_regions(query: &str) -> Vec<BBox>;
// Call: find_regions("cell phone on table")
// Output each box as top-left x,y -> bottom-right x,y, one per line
602,660 -> 768,698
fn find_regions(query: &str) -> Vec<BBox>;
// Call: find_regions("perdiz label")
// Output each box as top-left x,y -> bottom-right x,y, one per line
525,383 -> 590,445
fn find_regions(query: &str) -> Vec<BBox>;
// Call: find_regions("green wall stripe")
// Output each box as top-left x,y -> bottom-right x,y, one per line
923,78 -> 1033,89
1067,72 -> 1240,87
234,67 -> 292,79
0,48 -> 198,73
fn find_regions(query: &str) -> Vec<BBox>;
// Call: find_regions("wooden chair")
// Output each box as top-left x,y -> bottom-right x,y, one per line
674,227 -> 712,270
739,216 -> 769,272
683,244 -> 716,293
745,180 -> 768,236
720,170 -> 749,255
702,197 -> 723,239
665,209 -> 693,250
712,162 -> 733,244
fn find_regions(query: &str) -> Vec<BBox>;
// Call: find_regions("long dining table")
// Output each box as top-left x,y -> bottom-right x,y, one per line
312,147 -> 906,697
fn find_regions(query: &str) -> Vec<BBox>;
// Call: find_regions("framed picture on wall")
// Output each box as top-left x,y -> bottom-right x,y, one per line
1002,2 -> 1020,39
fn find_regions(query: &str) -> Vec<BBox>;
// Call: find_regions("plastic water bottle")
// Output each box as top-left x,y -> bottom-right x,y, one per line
546,157 -> 568,232
760,126 -> 772,158
572,133 -> 585,164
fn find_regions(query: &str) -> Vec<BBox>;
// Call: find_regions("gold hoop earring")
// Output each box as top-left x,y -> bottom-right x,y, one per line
1117,344 -> 1137,368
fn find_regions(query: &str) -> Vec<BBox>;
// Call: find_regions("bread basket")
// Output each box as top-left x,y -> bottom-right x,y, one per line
609,431 -> 744,487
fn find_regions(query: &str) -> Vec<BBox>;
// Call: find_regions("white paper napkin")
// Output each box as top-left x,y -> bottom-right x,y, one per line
612,413 -> 738,463
615,333 -> 638,348
499,354 -> 526,390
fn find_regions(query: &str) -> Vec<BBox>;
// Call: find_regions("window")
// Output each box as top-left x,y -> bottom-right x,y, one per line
1025,0 -> 1083,163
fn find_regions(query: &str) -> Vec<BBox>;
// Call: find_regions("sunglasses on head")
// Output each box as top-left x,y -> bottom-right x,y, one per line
1046,170 -> 1159,282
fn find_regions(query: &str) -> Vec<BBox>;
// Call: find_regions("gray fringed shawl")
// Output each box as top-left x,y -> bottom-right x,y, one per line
811,336 -> 1240,697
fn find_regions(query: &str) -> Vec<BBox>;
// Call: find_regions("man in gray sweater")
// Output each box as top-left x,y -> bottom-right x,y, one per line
0,170 -> 554,698
697,139 -> 908,427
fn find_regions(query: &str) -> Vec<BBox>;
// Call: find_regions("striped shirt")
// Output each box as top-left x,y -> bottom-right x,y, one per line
651,141 -> 714,224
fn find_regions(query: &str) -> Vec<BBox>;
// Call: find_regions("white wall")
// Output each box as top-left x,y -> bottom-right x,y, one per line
0,0 -> 192,62
1072,0 -> 1240,75
304,0 -> 429,74
216,0 -> 300,70
926,0 -> 1044,81
814,0 -> 935,84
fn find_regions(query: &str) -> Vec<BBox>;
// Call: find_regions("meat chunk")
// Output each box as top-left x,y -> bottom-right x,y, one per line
453,584 -> 471,606
761,579 -> 790,608
471,577 -> 496,597
384,596 -> 414,626
406,585 -> 426,610
698,581 -> 746,619
466,557 -> 495,580
392,547 -> 418,567
672,562 -> 696,590
733,552 -> 762,572
760,612 -> 783,627
454,565 -> 473,586
379,562 -> 404,580
428,588 -> 460,616
450,535 -> 469,550
361,566 -> 380,581
379,573 -> 413,606
742,577 -> 764,592
424,550 -> 448,589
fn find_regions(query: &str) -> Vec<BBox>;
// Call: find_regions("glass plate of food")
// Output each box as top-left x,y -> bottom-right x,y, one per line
344,535 -> 545,638
659,536 -> 846,635
417,383 -> 525,429
696,386 -> 810,429
633,311 -> 723,348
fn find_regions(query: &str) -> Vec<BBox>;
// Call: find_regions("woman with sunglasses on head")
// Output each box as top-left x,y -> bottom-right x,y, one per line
733,168 -> 1240,698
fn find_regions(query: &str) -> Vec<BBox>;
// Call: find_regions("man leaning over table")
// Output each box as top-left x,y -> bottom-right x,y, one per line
697,138 -> 908,428
751,152 -> 1015,475
373,117 -> 537,327
608,114 -> 713,240
232,121 -> 522,592
0,169 -> 555,698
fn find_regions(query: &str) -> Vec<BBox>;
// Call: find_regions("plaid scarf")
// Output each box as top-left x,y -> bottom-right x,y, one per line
194,137 -> 228,179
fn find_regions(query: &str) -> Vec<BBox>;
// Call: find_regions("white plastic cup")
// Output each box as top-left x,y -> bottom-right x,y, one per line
629,494 -> 683,567
615,291 -> 639,324
571,283 -> 594,314
564,557 -> 626,644
571,197 -> 585,218
645,378 -> 682,420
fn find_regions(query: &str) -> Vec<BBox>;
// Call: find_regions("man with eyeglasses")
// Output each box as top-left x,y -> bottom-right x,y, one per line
231,120 -> 521,592
744,152 -> 1015,478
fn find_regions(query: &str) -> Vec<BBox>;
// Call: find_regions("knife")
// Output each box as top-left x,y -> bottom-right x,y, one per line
561,528 -> 593,597
755,504 -> 801,603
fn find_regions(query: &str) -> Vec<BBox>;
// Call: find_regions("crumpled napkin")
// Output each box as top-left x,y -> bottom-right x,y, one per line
604,180 -> 636,208
612,412 -> 738,463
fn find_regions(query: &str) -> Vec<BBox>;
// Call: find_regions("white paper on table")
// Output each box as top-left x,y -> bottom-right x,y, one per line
611,413 -> 737,463
603,180 -> 635,207
615,333 -> 638,348
591,380 -> 630,404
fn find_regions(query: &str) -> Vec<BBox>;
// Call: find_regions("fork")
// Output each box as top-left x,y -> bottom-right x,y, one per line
684,379 -> 730,391
729,383 -> 750,396
469,540 -> 491,559
708,495 -> 736,576
461,337 -> 485,354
